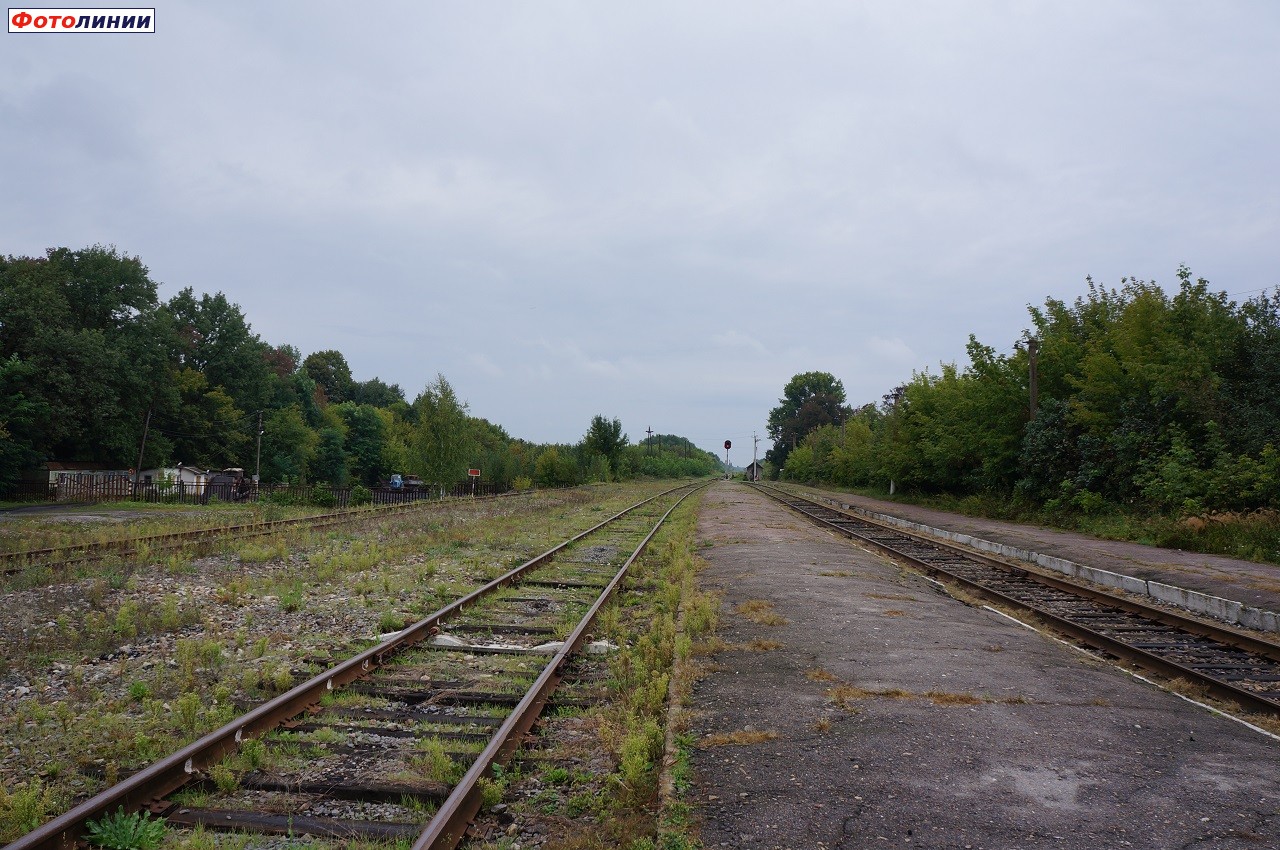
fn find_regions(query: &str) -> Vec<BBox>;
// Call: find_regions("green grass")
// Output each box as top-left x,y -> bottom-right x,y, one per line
0,482 -> 696,831
0,780 -> 63,843
0,502 -> 313,555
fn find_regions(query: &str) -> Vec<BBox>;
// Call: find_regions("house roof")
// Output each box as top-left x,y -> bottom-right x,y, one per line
42,461 -> 121,472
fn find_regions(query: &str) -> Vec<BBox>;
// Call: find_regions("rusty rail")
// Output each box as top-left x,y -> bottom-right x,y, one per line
412,481 -> 705,849
750,482 -> 1280,718
4,481 -> 705,850
0,488 -> 534,576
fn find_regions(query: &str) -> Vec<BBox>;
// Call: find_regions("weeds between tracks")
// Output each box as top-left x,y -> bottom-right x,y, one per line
0,483 -> 689,845
0,501 -> 317,558
467,495 -> 717,850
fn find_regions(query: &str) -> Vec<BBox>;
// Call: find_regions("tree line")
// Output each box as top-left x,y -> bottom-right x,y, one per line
770,268 -> 1280,516
0,246 -> 722,493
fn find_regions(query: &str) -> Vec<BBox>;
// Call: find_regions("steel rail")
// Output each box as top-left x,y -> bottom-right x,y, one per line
4,482 -> 703,850
750,482 -> 1280,718
0,489 -> 529,576
411,481 -> 707,850
777,486 -> 1280,663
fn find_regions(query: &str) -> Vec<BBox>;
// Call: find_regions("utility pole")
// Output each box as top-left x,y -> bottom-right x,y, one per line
132,407 -> 152,499
254,410 -> 264,484
751,432 -> 760,481
1027,337 -> 1039,420
645,426 -> 654,456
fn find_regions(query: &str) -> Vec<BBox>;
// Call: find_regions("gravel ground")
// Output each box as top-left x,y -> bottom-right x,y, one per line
0,486 -> 655,823
690,482 -> 1280,850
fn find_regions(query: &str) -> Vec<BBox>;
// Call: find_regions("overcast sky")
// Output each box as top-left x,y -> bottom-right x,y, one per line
4,2 -> 1278,459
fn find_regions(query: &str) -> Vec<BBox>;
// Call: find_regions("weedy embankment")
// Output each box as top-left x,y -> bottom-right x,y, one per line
470,496 -> 717,850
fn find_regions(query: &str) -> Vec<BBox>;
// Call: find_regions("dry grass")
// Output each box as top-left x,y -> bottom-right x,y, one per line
735,599 -> 773,615
1244,712 -> 1280,737
812,717 -> 832,733
1167,677 -> 1211,700
699,729 -> 779,748
805,668 -> 839,682
734,599 -> 788,626
925,691 -> 983,706
865,592 -> 916,601
817,570 -> 854,577
692,636 -> 784,653
825,683 -> 877,708
883,609 -> 906,617
1158,678 -> 1280,735
823,680 -> 1000,709
693,636 -> 734,655
878,687 -> 914,699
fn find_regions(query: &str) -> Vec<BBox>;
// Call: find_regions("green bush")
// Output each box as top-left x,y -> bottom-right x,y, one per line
309,484 -> 337,509
264,489 -> 304,507
349,484 -> 373,506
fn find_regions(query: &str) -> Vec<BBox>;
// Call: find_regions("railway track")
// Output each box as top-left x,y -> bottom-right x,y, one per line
5,481 -> 706,850
0,491 -> 526,577
749,482 -> 1280,719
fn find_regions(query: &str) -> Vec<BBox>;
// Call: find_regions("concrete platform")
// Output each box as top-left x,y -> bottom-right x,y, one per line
690,482 -> 1279,849
790,485 -> 1280,633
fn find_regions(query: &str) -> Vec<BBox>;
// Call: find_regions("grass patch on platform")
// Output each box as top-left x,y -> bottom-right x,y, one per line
823,680 -> 998,709
734,599 -> 788,626
699,729 -> 778,748
925,691 -> 984,706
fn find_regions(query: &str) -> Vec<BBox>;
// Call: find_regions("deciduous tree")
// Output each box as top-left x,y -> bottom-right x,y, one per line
581,415 -> 628,479
766,371 -> 852,467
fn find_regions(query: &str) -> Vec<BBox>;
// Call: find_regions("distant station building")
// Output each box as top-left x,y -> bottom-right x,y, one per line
743,460 -> 764,481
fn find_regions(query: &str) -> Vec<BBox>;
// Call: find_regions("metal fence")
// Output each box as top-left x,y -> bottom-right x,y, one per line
6,478 -> 510,506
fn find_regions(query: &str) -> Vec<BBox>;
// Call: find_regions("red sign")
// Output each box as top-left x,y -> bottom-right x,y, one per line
467,469 -> 481,477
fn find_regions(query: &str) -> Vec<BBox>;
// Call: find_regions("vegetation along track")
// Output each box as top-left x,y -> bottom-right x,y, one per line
750,482 -> 1280,719
0,493 -> 527,578
4,480 -> 707,850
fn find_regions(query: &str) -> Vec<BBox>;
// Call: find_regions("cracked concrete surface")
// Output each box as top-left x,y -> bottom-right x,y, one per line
689,482 -> 1279,849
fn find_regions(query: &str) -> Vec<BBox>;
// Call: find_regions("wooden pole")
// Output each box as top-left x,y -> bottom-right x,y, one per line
132,407 -> 152,499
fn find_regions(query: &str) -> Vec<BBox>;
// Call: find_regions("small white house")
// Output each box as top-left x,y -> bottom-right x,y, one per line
138,465 -> 210,487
